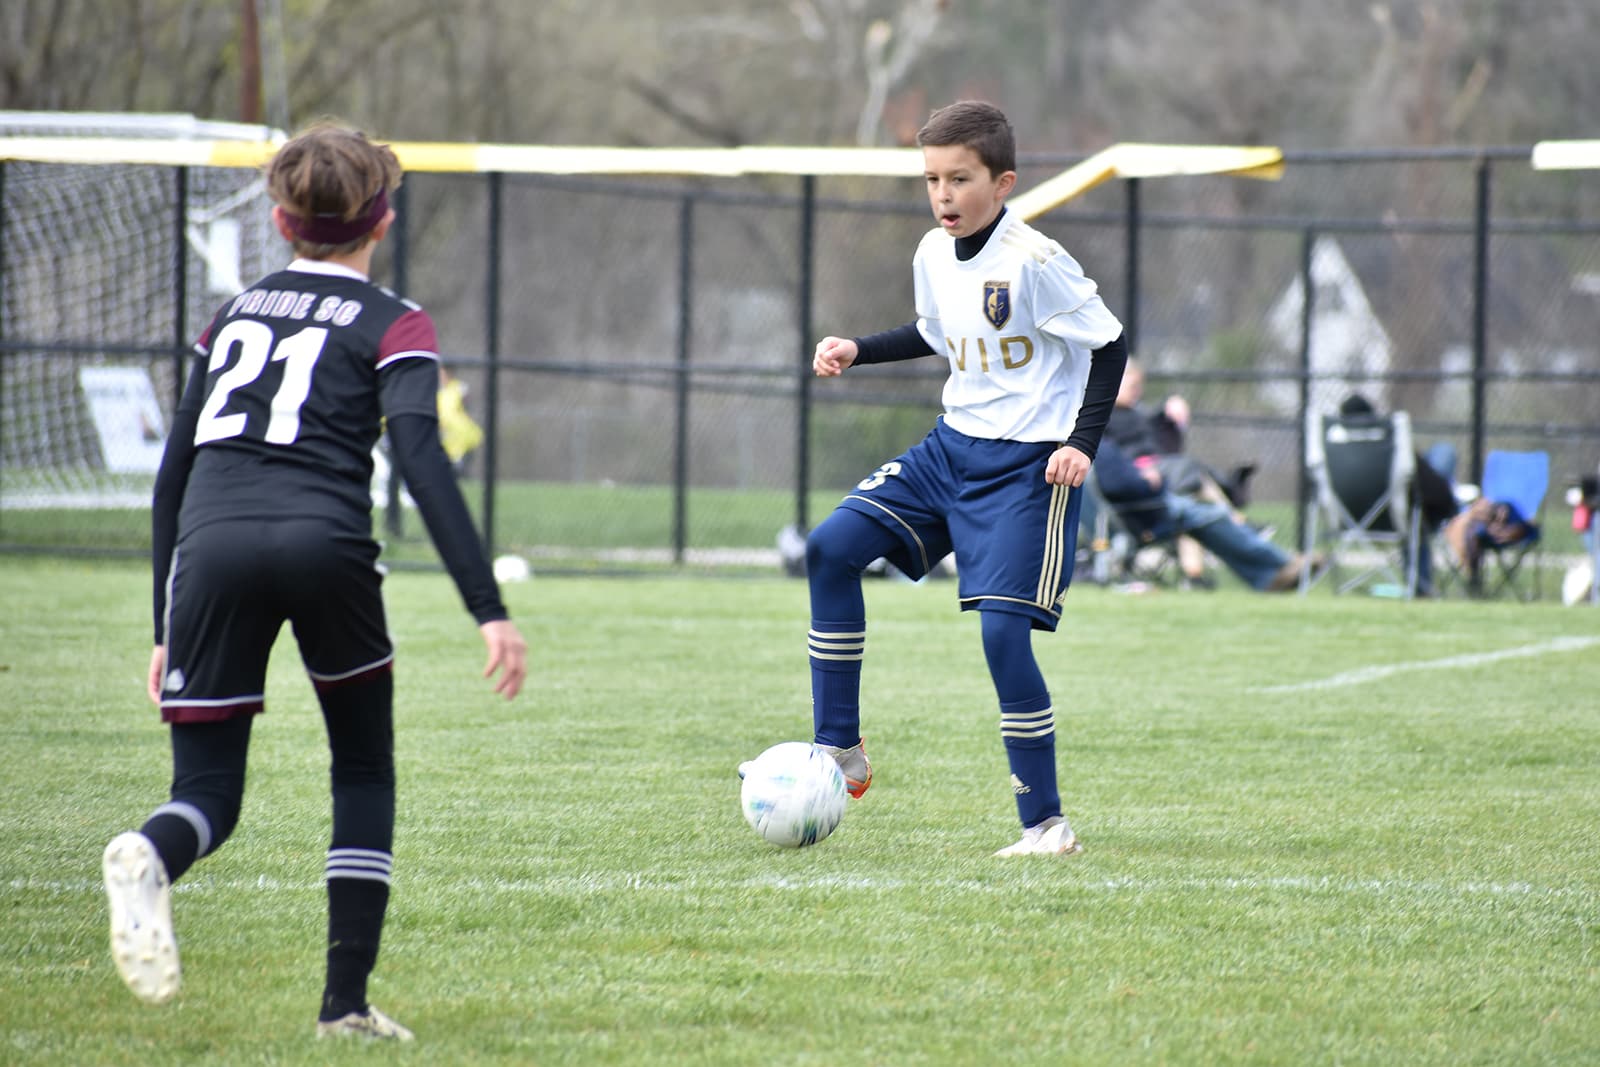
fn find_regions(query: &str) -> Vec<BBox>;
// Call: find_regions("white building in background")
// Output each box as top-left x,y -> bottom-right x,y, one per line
1265,236 -> 1393,413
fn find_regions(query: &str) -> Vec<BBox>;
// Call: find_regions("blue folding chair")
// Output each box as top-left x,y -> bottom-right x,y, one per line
1473,450 -> 1549,600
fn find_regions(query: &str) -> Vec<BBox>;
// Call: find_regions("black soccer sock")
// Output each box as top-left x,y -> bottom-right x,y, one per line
142,717 -> 253,881
321,875 -> 390,1020
315,670 -> 396,1020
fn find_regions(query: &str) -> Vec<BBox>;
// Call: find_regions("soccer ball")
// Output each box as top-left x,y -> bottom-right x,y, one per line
739,742 -> 848,848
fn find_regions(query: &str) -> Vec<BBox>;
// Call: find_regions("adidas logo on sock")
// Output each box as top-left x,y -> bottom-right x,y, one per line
1010,774 -> 1031,795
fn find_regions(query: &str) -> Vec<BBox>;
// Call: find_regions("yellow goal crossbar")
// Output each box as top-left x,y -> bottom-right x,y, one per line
1010,143 -> 1284,221
0,135 -> 1282,181
0,137 -> 927,176
1531,140 -> 1600,171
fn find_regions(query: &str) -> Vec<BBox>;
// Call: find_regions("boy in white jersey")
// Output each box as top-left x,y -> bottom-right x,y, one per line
803,101 -> 1128,856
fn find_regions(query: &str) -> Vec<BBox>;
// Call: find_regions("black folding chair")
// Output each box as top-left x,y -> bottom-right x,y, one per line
1300,409 -> 1422,597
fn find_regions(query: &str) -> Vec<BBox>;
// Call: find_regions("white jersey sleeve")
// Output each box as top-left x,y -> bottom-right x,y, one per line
1032,249 -> 1124,349
912,229 -> 945,353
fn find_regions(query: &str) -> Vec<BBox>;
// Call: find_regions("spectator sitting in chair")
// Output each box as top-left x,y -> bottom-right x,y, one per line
1443,491 -> 1534,576
1337,394 -> 1459,596
1094,437 -> 1315,592
1105,358 -> 1263,584
1105,358 -> 1258,515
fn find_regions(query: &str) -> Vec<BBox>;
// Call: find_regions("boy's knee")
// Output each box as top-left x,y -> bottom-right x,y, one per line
805,523 -> 852,577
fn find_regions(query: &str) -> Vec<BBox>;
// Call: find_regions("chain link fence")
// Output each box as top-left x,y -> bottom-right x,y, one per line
4,146 -> 1597,574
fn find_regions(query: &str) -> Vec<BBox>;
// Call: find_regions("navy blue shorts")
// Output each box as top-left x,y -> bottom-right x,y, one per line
160,519 -> 393,723
835,420 -> 1083,631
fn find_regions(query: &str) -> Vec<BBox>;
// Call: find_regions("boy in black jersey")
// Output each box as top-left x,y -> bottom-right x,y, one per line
101,121 -> 527,1041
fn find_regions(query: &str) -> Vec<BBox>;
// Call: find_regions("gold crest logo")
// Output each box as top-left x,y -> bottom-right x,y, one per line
983,281 -> 1011,330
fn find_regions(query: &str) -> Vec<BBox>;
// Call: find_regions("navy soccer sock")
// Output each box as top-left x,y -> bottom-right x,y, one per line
981,610 -> 1060,828
805,509 -> 899,749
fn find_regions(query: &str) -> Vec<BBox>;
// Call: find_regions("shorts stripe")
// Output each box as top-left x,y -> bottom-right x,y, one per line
308,652 -> 395,686
1035,482 -> 1070,609
959,593 -> 1063,622
842,494 -> 931,576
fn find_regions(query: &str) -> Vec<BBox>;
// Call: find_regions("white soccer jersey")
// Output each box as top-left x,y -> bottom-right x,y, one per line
912,211 -> 1123,442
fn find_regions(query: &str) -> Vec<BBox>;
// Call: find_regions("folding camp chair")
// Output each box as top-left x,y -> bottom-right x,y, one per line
1083,470 -> 1182,587
1471,449 -> 1549,600
1300,408 -> 1423,597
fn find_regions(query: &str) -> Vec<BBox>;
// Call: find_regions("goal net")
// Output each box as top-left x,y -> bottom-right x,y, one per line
1,112 -> 280,522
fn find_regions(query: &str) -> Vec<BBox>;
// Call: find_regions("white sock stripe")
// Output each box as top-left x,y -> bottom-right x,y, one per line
152,801 -> 212,858
1000,708 -> 1054,723
809,649 -> 865,662
327,856 -> 393,872
328,851 -> 393,870
808,628 -> 866,640
325,869 -> 393,886
1001,724 -> 1057,738
809,637 -> 865,652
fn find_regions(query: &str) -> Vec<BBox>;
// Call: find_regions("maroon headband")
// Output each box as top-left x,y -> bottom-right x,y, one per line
283,188 -> 388,245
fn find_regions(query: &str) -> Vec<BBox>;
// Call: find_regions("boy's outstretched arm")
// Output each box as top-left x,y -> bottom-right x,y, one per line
817,322 -> 937,377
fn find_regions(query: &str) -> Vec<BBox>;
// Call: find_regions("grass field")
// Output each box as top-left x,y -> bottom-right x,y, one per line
3,555 -> 1599,1065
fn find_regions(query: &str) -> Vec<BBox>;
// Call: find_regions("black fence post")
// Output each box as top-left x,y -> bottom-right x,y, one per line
1469,157 -> 1492,594
483,172 -> 502,560
1124,176 -> 1141,353
1470,157 -> 1491,493
1295,226 -> 1316,554
796,174 -> 816,534
673,195 -> 694,564
172,166 -> 190,410
385,181 -> 410,538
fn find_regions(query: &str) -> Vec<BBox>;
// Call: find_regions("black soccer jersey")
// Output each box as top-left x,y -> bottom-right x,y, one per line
178,260 -> 438,533
151,259 -> 505,639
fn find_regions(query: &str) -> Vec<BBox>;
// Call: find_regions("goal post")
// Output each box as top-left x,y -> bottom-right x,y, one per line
1,113 -> 281,520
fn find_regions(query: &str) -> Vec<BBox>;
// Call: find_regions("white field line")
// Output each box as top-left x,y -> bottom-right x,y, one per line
10,871 -> 1592,901
1251,635 -> 1600,694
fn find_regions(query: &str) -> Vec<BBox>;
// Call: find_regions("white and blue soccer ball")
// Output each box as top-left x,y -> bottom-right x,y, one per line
740,742 -> 848,848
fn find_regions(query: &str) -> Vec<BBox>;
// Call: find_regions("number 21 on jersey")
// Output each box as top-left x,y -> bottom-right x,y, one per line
194,320 -> 329,446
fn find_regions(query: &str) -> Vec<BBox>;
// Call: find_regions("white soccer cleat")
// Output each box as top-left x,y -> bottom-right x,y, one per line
102,831 -> 181,1004
820,740 -> 872,798
316,1005 -> 416,1041
993,815 -> 1083,857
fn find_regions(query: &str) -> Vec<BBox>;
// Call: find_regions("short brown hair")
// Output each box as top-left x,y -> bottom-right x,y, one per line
265,120 -> 401,258
916,101 -> 1016,176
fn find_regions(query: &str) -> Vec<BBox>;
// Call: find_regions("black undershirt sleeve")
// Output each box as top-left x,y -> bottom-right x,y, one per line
1064,330 -> 1130,460
151,356 -> 207,642
385,412 -> 508,625
850,322 -> 935,366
